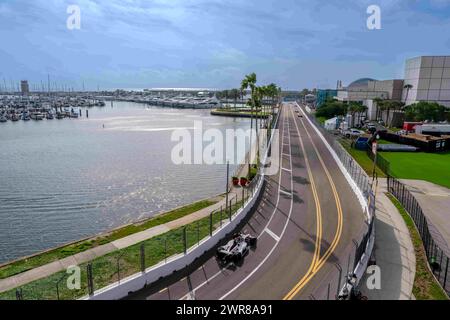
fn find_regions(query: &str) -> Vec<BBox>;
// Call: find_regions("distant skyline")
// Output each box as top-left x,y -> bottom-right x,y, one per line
1,0 -> 450,90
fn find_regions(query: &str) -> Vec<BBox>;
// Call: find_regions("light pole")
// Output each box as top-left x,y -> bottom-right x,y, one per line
226,161 -> 229,213
371,134 -> 380,184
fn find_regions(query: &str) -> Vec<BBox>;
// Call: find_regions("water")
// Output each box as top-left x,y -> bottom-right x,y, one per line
0,102 -> 250,264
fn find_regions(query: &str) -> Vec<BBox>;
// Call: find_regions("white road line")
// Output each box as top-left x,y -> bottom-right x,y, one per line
279,189 -> 292,197
265,228 -> 281,241
295,102 -> 369,218
159,287 -> 168,294
219,106 -> 295,300
282,167 -> 292,173
179,106 -> 290,301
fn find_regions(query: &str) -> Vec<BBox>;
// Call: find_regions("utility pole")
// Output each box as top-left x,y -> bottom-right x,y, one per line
225,161 -> 230,213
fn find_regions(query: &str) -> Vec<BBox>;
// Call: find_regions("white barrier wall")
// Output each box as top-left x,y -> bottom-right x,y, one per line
86,177 -> 265,300
85,107 -> 281,300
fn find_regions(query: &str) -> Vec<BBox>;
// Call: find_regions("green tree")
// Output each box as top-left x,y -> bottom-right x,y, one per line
241,73 -> 258,172
403,84 -> 413,103
404,101 -> 447,122
316,100 -> 348,119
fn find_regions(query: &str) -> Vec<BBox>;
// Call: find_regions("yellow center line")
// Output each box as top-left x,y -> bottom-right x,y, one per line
283,105 -> 343,300
283,106 -> 322,300
299,116 -> 343,272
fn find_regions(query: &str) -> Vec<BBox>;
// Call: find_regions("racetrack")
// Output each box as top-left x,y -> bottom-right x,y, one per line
126,102 -> 367,300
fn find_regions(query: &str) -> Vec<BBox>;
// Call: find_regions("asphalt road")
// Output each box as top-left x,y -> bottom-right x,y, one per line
126,102 -> 366,300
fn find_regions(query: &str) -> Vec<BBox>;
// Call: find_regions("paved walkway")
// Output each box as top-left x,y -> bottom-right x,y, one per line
360,178 -> 416,300
0,159 -> 254,294
0,185 -> 254,294
401,179 -> 450,257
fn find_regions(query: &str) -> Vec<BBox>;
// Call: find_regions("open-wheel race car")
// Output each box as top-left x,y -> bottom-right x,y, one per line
216,232 -> 257,264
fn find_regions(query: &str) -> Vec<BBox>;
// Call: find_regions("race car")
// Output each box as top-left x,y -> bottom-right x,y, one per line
216,233 -> 257,264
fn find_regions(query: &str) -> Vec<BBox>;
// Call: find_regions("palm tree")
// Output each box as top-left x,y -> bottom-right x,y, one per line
241,73 -> 257,173
348,102 -> 363,127
403,84 -> 413,104
373,97 -> 384,122
386,100 -> 404,127
267,83 -> 278,121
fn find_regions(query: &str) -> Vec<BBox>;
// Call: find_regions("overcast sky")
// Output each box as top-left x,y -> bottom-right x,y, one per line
1,0 -> 450,90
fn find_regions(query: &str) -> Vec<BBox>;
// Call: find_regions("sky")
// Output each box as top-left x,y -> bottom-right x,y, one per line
1,0 -> 450,90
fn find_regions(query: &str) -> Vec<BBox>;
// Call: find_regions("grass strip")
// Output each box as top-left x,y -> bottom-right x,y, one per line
386,193 -> 448,300
381,152 -> 450,189
339,138 -> 386,178
0,198 -> 246,300
0,198 -> 220,280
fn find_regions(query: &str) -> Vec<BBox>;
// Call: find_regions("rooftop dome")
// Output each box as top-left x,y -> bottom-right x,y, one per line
348,78 -> 376,89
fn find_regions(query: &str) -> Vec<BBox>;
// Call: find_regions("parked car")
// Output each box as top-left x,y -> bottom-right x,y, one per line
343,128 -> 364,138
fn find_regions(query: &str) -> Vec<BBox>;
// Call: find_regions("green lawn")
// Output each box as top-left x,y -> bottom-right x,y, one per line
0,198 -> 246,300
386,193 -> 449,300
317,116 -> 327,125
339,139 -> 386,178
0,198 -> 220,280
381,152 -> 450,189
377,139 -> 398,145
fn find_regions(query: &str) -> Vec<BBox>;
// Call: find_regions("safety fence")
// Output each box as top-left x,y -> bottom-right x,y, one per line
388,176 -> 450,296
3,176 -> 263,300
3,104 -> 281,300
366,148 -> 391,176
296,102 -> 376,300
306,190 -> 376,300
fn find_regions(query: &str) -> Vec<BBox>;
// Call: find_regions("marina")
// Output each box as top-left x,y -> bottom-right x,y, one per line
0,94 -> 106,123
0,101 -> 250,264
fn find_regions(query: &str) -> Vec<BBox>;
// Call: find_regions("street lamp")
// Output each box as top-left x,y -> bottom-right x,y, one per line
371,134 -> 380,182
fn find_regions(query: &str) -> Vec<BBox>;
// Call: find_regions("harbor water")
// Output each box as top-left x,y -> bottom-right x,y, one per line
0,101 -> 250,264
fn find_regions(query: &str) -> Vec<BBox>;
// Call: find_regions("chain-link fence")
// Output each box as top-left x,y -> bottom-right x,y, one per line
366,148 -> 391,176
298,104 -> 375,300
306,190 -> 376,300
0,174 -> 263,300
388,176 -> 450,296
1,103 -> 281,301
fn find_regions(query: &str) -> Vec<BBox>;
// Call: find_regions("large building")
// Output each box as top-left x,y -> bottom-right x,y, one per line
336,78 -> 404,103
20,80 -> 29,94
403,56 -> 450,107
316,89 -> 338,107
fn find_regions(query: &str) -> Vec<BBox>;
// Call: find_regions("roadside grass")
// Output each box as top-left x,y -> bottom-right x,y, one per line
377,139 -> 398,145
386,193 -> 449,300
339,138 -> 386,178
381,152 -> 450,189
211,109 -> 270,118
317,116 -> 327,125
0,198 -> 246,300
0,198 -> 220,280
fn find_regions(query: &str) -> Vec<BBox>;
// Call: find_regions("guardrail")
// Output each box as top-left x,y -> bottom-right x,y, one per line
388,176 -> 450,296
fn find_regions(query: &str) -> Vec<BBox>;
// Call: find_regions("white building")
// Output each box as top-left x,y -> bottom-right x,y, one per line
336,78 -> 403,103
403,56 -> 450,107
20,80 -> 29,94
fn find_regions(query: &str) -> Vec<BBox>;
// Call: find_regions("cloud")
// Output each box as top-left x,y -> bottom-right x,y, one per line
1,0 -> 449,89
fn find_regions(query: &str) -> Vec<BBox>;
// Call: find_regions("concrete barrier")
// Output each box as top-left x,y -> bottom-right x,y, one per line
85,176 -> 265,300
84,106 -> 281,300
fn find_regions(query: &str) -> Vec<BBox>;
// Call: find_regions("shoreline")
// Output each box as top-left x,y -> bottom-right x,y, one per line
0,194 -> 224,277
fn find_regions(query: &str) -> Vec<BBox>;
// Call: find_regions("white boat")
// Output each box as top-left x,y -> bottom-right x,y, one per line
30,112 -> 44,120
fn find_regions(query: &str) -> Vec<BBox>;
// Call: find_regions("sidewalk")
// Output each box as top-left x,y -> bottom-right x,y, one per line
360,178 -> 416,300
0,191 -> 246,294
400,179 -> 450,257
